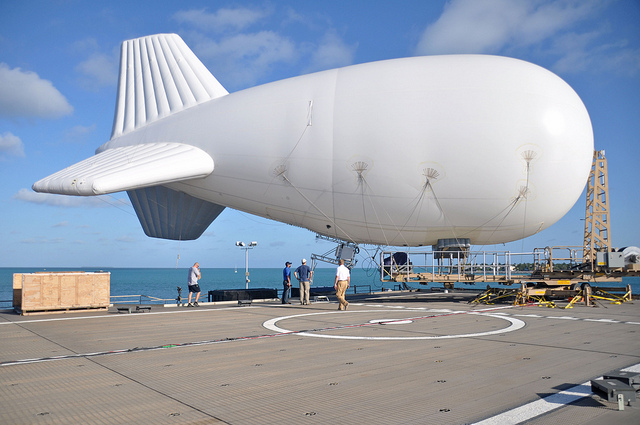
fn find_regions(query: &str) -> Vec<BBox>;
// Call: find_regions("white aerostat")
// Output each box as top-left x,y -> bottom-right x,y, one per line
34,34 -> 594,247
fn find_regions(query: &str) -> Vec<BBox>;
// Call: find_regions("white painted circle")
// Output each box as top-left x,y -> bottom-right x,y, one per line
262,310 -> 525,340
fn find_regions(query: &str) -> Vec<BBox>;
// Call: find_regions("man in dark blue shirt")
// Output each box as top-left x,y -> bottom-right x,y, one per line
282,262 -> 292,304
295,259 -> 313,305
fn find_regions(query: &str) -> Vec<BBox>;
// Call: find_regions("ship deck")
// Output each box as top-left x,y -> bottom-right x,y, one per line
1,290 -> 639,424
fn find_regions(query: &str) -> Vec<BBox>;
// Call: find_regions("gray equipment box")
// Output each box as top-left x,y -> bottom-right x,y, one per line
596,251 -> 625,268
591,379 -> 636,404
603,370 -> 640,389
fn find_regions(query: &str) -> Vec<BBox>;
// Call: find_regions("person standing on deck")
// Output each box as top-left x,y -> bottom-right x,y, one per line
334,259 -> 350,310
295,259 -> 313,305
282,261 -> 292,304
187,262 -> 202,307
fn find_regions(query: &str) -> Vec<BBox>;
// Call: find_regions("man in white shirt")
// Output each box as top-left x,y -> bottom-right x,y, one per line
334,259 -> 350,310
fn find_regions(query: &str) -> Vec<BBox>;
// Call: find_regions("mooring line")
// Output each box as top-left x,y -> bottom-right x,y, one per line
0,332 -> 291,367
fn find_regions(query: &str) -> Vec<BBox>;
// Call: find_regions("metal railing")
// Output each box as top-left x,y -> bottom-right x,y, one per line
533,246 -> 584,272
379,250 -> 549,283
110,294 -> 175,305
378,246 -> 603,285
352,285 -> 371,294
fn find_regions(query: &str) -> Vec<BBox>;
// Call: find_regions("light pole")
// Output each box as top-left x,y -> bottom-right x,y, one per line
235,241 -> 257,289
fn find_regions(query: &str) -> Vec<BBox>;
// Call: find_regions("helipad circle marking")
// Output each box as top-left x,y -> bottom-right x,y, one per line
262,310 -> 525,340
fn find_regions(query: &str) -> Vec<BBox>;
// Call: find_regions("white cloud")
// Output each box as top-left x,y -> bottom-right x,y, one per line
194,31 -> 295,87
76,53 -> 118,88
71,38 -> 118,88
0,63 -> 73,119
305,30 -> 357,73
176,6 -> 357,88
414,0 -> 638,76
283,8 -> 309,27
417,0 -> 525,55
13,188 -> 115,208
63,124 -> 96,143
507,0 -> 598,46
415,0 -> 601,55
598,47 -> 640,77
21,237 -> 65,244
72,38 -> 100,53
551,30 -> 640,76
549,30 -> 600,73
0,131 -> 25,158
174,7 -> 269,32
115,235 -> 137,243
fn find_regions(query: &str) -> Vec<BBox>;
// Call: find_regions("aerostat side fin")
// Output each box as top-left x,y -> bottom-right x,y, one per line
32,143 -> 213,196
111,33 -> 228,139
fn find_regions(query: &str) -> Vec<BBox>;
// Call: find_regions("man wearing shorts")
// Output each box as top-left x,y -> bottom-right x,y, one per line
187,262 -> 202,307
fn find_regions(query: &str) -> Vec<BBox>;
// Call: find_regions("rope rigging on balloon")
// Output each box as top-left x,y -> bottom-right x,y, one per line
277,170 -> 359,246
468,150 -> 535,255
352,161 -> 393,247
266,99 -> 364,246
404,167 -> 464,246
519,150 -> 534,252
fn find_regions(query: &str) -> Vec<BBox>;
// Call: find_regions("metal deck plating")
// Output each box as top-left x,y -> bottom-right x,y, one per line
1,291 -> 639,424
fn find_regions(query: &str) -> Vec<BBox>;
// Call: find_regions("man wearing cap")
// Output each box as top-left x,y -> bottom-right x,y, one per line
294,259 -> 313,305
282,261 -> 292,304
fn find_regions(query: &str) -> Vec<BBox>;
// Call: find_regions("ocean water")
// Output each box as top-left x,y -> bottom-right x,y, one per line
0,267 -> 384,306
2,267 -> 638,307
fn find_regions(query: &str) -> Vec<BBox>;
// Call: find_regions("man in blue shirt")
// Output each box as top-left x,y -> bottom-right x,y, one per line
295,259 -> 313,305
282,262 -> 292,304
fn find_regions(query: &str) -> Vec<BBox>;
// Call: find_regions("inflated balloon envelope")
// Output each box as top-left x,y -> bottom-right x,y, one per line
33,33 -> 594,246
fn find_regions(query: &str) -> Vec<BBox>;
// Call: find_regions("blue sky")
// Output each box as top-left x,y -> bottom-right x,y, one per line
1,0 -> 639,269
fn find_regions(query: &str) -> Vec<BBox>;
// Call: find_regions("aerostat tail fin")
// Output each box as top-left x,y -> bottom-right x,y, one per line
111,33 -> 228,139
128,185 -> 225,241
33,34 -> 226,241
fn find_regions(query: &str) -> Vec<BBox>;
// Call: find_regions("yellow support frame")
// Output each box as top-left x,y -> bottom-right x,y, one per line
583,150 -> 611,266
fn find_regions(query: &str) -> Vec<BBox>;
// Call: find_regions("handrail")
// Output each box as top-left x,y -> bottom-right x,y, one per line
379,249 -> 552,283
352,285 -> 371,294
111,294 -> 175,305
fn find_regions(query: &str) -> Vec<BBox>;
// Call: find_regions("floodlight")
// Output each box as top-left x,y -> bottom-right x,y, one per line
235,240 -> 257,289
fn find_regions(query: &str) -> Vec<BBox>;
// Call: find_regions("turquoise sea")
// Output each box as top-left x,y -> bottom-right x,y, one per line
2,267 -> 638,307
0,267 -> 385,307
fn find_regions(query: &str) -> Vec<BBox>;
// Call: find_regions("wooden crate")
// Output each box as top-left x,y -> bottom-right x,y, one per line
13,271 -> 110,315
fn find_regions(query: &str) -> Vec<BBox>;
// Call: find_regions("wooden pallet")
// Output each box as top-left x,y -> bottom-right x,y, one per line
15,306 -> 109,316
